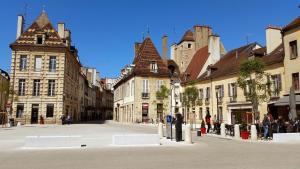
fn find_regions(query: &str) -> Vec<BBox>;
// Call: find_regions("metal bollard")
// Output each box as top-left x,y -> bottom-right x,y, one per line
221,123 -> 226,137
185,123 -> 192,144
158,122 -> 164,138
234,124 -> 240,139
251,125 -> 257,141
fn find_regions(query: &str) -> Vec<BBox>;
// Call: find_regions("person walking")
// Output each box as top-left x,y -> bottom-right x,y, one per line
205,112 -> 211,133
277,116 -> 286,133
262,114 -> 270,140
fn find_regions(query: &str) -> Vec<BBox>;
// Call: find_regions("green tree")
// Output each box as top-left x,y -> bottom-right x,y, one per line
181,86 -> 199,126
154,85 -> 170,122
237,58 -> 270,123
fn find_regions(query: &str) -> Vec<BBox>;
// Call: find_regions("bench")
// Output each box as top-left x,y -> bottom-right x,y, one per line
25,135 -> 82,148
112,134 -> 160,146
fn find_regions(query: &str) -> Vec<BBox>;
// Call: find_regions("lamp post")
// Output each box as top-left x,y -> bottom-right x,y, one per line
168,64 -> 178,140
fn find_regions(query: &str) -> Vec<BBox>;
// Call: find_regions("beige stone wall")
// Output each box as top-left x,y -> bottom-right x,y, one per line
187,64 -> 284,124
0,74 -> 9,111
9,49 -> 81,124
171,42 -> 196,73
283,27 -> 300,93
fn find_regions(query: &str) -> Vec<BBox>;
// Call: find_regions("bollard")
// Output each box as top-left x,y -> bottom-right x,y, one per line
158,122 -> 164,138
251,125 -> 257,141
185,123 -> 192,144
220,123 -> 226,137
234,124 -> 240,139
17,122 -> 22,127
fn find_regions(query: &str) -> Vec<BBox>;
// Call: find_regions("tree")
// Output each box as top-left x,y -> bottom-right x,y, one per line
0,80 -> 9,111
181,86 -> 199,126
237,58 -> 270,123
154,85 -> 170,123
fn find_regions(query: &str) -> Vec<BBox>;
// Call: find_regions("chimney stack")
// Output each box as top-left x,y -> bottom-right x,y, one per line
208,35 -> 221,64
58,23 -> 65,39
134,42 -> 142,57
193,25 -> 212,50
162,35 -> 168,63
16,15 -> 24,39
266,26 -> 282,54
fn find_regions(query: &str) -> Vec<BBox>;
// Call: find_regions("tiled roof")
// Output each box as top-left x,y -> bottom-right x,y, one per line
179,30 -> 194,44
282,16 -> 300,33
183,46 -> 209,82
198,43 -> 257,81
132,37 -> 169,77
196,43 -> 284,82
11,11 -> 64,47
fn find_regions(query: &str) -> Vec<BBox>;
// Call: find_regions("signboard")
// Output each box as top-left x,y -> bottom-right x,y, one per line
166,115 -> 172,123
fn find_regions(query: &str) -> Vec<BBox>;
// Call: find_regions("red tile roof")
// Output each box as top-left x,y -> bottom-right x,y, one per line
179,30 -> 194,44
282,16 -> 300,33
183,46 -> 209,82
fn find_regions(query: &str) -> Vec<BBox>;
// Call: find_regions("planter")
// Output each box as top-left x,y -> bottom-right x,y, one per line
241,131 -> 250,140
201,127 -> 206,134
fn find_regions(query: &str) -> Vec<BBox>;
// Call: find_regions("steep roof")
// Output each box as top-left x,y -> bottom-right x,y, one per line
183,46 -> 209,82
11,11 -> 64,47
198,43 -> 258,81
179,30 -> 194,44
132,37 -> 169,77
282,16 -> 300,33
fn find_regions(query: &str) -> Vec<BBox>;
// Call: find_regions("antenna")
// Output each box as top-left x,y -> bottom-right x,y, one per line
146,25 -> 150,36
173,27 -> 176,43
142,32 -> 145,41
246,33 -> 253,45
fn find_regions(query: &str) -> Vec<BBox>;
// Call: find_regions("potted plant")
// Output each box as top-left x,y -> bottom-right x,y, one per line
240,122 -> 250,139
201,120 -> 206,134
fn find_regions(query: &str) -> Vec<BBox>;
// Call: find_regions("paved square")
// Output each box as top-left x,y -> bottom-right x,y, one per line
0,122 -> 299,169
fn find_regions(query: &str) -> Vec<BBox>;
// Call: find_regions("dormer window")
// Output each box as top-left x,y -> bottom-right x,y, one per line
188,43 -> 192,48
150,61 -> 158,73
36,35 -> 43,44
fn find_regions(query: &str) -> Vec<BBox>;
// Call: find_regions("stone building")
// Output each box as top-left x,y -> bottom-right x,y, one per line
113,37 -> 171,123
0,69 -> 10,112
9,12 -> 81,124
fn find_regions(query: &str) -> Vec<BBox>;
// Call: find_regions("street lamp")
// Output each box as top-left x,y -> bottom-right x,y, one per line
168,65 -> 176,140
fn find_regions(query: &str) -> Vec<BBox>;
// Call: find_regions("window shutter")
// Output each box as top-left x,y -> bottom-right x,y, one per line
221,85 -> 224,97
278,74 -> 282,91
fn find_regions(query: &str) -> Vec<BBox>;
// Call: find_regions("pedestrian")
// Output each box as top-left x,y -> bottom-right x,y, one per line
262,114 -> 270,140
66,115 -> 71,125
205,112 -> 211,133
277,116 -> 286,133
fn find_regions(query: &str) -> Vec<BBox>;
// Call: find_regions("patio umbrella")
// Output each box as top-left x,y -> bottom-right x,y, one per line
289,87 -> 297,121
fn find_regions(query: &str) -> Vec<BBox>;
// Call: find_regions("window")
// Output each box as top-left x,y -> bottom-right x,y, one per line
228,83 -> 237,102
142,79 -> 149,93
48,80 -> 55,96
36,35 -> 43,44
292,73 -> 299,90
269,74 -> 282,97
150,61 -> 158,73
199,107 -> 203,120
46,104 -> 54,117
33,79 -> 41,96
18,79 -> 26,96
290,40 -> 298,59
16,104 -> 24,118
215,85 -> 224,98
188,43 -> 192,48
198,89 -> 203,99
205,87 -> 210,99
19,55 -> 27,70
156,80 -> 164,91
49,56 -> 57,72
34,56 -> 42,71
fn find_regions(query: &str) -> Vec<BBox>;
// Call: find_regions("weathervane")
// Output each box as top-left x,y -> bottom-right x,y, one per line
42,4 -> 46,13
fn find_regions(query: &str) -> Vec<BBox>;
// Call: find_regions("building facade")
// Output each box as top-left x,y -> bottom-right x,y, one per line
9,12 -> 81,124
0,69 -> 10,112
113,37 -> 171,123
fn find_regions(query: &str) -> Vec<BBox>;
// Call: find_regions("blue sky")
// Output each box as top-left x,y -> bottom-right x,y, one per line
0,0 -> 299,78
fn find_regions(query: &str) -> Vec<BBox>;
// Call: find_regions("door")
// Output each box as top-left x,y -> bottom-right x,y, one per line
31,104 -> 39,124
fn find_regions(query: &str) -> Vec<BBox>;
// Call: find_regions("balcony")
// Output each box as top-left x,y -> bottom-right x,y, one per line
229,96 -> 237,103
141,92 -> 150,99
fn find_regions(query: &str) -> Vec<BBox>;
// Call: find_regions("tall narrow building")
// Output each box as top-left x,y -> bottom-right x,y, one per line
9,11 -> 81,124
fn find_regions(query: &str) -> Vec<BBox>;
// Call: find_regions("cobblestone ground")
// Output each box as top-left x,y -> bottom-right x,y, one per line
0,122 -> 299,169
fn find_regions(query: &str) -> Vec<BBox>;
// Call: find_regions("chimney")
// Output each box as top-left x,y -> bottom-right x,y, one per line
134,42 -> 142,57
64,29 -> 71,46
162,35 -> 168,63
208,35 -> 221,65
193,25 -> 212,50
16,15 -> 24,39
266,25 -> 282,54
58,23 -> 65,38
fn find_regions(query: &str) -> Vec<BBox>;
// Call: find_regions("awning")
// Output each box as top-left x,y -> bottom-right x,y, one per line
274,95 -> 300,106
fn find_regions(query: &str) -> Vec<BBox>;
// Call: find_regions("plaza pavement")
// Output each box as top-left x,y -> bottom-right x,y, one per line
0,121 -> 299,169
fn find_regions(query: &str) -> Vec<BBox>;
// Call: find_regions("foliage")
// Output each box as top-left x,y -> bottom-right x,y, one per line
181,86 -> 199,108
240,122 -> 248,131
154,85 -> 170,113
201,120 -> 206,128
237,58 -> 270,121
